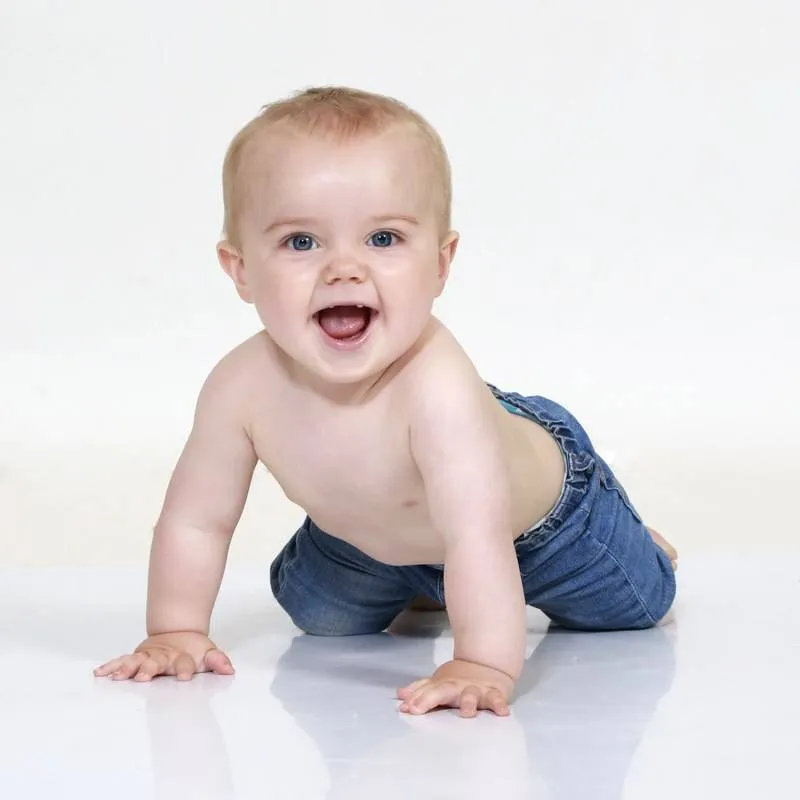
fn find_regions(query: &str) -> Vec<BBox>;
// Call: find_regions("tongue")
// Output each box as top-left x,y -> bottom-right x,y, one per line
317,306 -> 370,340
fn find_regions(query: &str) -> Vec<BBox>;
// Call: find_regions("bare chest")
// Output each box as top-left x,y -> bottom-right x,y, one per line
252,400 -> 437,561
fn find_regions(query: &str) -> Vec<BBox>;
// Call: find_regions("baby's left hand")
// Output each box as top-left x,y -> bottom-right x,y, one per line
397,659 -> 514,718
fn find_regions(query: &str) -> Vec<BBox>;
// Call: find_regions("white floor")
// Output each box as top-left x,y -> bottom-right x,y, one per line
2,554 -> 799,799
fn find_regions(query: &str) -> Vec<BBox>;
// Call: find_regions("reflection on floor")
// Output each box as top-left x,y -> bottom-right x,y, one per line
1,554 -> 798,799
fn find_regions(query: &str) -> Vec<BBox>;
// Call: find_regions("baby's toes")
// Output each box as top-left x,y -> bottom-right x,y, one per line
647,526 -> 678,563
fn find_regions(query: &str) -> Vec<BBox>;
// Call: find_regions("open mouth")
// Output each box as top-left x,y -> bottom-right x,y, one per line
314,304 -> 378,346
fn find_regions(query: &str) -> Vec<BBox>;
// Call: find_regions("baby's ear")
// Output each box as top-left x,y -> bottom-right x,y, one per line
435,230 -> 460,293
217,240 -> 253,303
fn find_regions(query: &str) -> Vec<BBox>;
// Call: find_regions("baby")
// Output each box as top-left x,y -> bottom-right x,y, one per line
95,86 -> 678,717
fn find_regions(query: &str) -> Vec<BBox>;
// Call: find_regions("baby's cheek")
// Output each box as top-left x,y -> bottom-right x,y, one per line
259,281 -> 302,315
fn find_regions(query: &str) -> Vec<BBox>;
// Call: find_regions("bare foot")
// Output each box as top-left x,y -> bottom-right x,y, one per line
647,527 -> 678,571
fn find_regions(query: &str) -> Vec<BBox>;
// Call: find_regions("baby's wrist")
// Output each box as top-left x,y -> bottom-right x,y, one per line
446,657 -> 517,692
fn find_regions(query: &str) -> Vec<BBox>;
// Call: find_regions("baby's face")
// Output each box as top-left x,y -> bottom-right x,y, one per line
221,126 -> 457,387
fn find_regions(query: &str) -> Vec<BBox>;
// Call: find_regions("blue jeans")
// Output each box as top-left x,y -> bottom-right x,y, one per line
270,386 -> 677,635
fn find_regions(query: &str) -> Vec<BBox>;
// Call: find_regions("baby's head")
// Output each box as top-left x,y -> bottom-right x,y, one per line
216,86 -> 459,387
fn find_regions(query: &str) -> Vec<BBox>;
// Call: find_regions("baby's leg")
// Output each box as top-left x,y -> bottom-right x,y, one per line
518,463 -> 678,631
270,518 -> 423,635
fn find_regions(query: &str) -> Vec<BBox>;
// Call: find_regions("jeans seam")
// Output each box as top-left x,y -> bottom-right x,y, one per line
596,463 -> 643,524
590,535 -> 658,627
608,484 -> 643,524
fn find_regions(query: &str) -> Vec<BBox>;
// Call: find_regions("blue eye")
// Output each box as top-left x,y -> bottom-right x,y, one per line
287,234 -> 317,251
369,231 -> 397,248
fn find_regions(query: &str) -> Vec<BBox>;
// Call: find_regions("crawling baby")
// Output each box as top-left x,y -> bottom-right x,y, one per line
95,86 -> 677,717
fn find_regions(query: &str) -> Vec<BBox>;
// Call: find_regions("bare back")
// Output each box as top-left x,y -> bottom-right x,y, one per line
236,318 -> 565,565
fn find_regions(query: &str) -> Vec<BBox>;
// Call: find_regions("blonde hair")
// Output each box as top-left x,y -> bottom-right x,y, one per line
220,86 -> 452,248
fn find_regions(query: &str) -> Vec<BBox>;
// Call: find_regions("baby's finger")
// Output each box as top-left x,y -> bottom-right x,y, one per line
173,652 -> 197,681
397,678 -> 428,700
405,682 -> 458,715
204,649 -> 235,675
402,682 -> 434,710
94,657 -> 126,676
458,686 -> 483,718
134,651 -> 170,682
399,683 -> 428,712
113,653 -> 148,680
482,688 -> 510,717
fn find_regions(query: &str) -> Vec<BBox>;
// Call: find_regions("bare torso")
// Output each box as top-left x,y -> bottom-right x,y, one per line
239,320 -> 565,565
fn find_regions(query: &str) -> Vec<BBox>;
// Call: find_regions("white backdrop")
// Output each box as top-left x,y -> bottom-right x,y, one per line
1,0 -> 797,567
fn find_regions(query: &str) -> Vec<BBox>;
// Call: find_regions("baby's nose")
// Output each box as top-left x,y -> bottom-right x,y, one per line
323,255 -> 367,283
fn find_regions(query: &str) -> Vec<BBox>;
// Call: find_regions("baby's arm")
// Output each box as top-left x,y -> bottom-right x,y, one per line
147,355 -> 258,636
95,354 -> 258,681
402,356 -> 526,716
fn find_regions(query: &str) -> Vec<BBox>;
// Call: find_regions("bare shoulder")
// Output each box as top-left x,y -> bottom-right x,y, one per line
196,331 -> 273,425
399,318 -> 491,410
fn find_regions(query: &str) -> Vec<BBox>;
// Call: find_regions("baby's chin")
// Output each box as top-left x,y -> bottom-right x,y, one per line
296,359 -> 397,398
269,335 -> 392,389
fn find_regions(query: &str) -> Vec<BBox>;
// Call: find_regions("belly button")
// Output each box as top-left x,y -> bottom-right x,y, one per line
401,498 -> 418,508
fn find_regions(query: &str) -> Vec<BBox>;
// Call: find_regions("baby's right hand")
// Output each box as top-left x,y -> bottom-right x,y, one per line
93,631 -> 234,682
